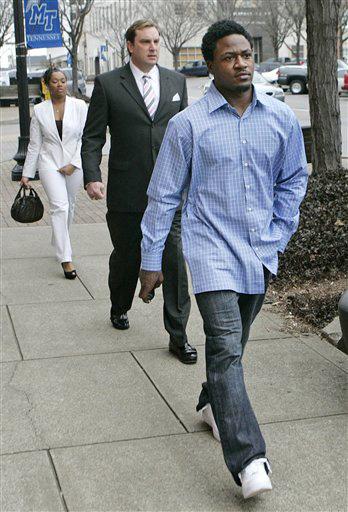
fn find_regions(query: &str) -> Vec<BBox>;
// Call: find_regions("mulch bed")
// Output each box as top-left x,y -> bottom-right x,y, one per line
267,274 -> 347,332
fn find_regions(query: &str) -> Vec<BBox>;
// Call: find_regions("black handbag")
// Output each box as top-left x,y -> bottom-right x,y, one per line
11,185 -> 44,223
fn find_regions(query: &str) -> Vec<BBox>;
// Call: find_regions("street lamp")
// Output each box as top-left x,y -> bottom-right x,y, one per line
12,0 -> 30,181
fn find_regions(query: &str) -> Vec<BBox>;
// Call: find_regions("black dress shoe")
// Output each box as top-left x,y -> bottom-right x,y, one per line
111,313 -> 129,330
169,340 -> 197,364
61,263 -> 77,280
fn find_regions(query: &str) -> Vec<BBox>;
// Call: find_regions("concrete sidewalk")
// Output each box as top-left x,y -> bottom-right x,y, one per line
1,221 -> 347,512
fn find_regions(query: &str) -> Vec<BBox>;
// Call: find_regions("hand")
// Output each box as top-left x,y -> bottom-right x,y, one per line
20,176 -> 30,188
58,164 -> 76,176
86,181 -> 105,200
139,270 -> 164,303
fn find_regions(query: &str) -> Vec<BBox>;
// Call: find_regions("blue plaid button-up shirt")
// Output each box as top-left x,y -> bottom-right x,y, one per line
141,82 -> 308,295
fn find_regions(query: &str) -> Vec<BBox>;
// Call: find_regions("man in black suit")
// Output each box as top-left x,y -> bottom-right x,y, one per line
81,19 -> 196,364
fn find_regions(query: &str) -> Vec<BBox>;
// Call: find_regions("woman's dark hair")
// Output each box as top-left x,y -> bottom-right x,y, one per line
201,20 -> 253,62
42,67 -> 66,85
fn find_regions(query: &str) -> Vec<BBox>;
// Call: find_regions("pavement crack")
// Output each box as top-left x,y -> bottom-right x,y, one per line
4,362 -> 47,447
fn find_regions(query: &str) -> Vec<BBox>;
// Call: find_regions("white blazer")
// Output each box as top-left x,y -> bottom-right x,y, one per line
22,96 -> 88,178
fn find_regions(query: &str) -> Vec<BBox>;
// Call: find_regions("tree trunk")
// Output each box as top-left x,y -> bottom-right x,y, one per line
121,46 -> 125,66
72,44 -> 79,95
271,35 -> 279,59
173,49 -> 180,70
296,32 -> 301,63
306,0 -> 342,173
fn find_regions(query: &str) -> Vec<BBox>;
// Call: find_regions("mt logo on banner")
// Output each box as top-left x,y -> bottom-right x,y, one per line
24,0 -> 63,49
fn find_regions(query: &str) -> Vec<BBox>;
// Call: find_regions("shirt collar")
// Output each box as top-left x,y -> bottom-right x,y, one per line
129,60 -> 159,81
206,81 -> 265,114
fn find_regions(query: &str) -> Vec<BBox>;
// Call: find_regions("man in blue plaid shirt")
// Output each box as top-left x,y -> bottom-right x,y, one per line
139,20 -> 308,499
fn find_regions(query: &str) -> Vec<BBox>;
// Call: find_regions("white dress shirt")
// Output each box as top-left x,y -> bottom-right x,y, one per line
130,60 -> 160,113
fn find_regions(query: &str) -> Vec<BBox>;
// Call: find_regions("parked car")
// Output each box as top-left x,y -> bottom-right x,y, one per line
261,67 -> 279,83
202,71 -> 285,101
0,69 -> 43,106
0,69 -> 14,86
0,66 -> 87,106
179,60 -> 209,77
277,64 -> 307,94
257,57 -> 301,73
338,69 -> 348,95
278,59 -> 348,94
60,67 -> 87,96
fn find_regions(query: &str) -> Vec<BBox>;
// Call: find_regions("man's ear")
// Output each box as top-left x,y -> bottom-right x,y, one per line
207,61 -> 214,76
126,40 -> 133,55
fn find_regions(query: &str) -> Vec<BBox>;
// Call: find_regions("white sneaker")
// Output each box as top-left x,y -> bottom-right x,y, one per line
199,404 -> 221,442
238,458 -> 272,499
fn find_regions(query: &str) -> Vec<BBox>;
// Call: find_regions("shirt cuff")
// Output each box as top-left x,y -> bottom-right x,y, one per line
141,251 -> 163,272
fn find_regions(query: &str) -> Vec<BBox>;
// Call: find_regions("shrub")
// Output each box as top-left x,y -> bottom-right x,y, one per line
277,165 -> 348,284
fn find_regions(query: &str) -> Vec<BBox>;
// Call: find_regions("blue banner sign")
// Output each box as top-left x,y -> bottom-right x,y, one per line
24,0 -> 63,49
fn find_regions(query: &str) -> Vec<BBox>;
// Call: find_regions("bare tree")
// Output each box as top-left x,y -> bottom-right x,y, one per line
306,0 -> 341,172
338,0 -> 348,59
145,0 -> 206,69
59,0 -> 94,94
98,1 -> 139,66
201,0 -> 241,23
0,1 -> 14,48
261,0 -> 292,59
285,0 -> 306,63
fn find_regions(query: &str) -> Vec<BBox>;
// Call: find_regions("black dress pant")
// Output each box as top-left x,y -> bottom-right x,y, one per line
106,210 -> 191,347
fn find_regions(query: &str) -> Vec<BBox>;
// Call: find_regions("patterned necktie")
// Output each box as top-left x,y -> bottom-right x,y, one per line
142,75 -> 156,119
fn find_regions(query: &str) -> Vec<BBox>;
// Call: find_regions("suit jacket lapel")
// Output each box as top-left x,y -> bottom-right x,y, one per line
120,63 -> 150,118
154,66 -> 171,121
61,96 -> 72,146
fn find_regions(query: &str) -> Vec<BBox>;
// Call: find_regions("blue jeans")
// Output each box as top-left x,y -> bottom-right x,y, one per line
195,271 -> 269,485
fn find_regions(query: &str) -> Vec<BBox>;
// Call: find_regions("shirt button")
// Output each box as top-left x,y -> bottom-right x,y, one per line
246,184 -> 251,189
244,162 -> 249,167
248,207 -> 253,212
242,139 -> 247,144
251,228 -> 256,232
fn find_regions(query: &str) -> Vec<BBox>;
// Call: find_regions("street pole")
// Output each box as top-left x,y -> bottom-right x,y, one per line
12,0 -> 30,181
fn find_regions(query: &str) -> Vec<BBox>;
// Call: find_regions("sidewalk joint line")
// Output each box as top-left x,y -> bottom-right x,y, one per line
1,431 -> 197,456
299,338 -> 348,374
130,351 -> 190,434
5,305 -> 24,360
2,413 -> 347,456
4,297 -> 94,307
47,450 -> 69,512
259,411 -> 348,427
3,348 -> 171,363
76,275 -> 95,300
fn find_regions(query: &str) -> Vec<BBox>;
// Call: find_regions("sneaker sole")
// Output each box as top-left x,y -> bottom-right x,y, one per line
243,485 -> 272,499
201,408 -> 221,442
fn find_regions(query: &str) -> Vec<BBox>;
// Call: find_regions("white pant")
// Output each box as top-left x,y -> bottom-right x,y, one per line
39,167 -> 83,263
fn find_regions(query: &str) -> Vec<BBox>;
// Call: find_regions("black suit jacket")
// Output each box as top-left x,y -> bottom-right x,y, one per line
81,63 -> 188,212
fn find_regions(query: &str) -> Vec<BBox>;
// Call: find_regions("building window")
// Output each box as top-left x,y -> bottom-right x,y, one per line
253,37 -> 262,64
196,1 -> 205,16
174,2 -> 184,16
179,47 -> 203,67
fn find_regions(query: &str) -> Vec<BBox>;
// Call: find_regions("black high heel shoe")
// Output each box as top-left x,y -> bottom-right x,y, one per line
61,263 -> 77,280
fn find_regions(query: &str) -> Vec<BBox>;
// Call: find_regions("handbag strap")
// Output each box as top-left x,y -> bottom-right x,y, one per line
17,185 -> 38,199
28,187 -> 38,198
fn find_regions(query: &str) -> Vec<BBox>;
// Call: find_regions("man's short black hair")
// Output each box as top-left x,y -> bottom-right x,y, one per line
201,19 -> 253,62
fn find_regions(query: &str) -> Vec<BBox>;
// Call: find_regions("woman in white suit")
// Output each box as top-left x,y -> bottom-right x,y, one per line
21,68 -> 88,279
